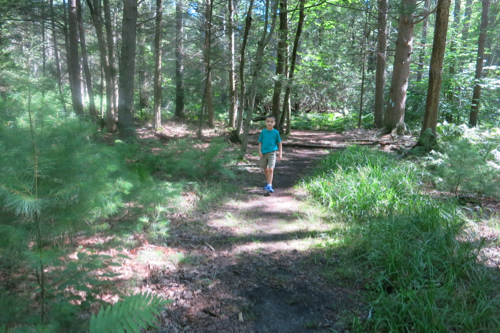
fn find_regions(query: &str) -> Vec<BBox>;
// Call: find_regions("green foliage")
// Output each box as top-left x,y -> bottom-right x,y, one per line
122,137 -> 236,181
0,117 -> 136,228
291,112 -> 363,132
304,146 -> 425,221
353,208 -> 499,332
89,292 -> 171,333
304,145 -> 500,331
427,125 -> 500,197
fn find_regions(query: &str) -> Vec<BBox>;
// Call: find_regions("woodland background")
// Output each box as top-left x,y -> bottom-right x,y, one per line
1,0 -> 500,331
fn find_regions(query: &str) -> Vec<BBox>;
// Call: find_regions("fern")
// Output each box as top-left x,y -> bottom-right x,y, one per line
89,292 -> 171,333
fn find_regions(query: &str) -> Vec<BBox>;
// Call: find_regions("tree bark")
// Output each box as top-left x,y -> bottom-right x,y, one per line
137,24 -> 147,120
153,0 -> 163,130
87,0 -> 116,131
279,0 -> 305,134
374,0 -> 388,128
77,0 -> 97,122
204,0 -> 214,128
469,0 -> 490,127
50,0 -> 67,114
449,0 -> 460,75
421,0 -> 451,135
103,0 -> 118,124
461,0 -> 473,41
271,0 -> 287,128
227,0 -> 237,128
358,11 -> 369,128
235,0 -> 254,135
382,0 -> 417,132
67,0 -> 84,116
117,0 -> 138,141
41,0 -> 46,77
175,0 -> 185,118
416,0 -> 430,82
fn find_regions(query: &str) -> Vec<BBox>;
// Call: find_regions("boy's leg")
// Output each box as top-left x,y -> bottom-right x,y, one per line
260,152 -> 276,192
265,167 -> 274,186
260,155 -> 270,189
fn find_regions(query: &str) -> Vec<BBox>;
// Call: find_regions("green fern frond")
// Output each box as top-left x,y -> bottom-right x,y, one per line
89,292 -> 170,333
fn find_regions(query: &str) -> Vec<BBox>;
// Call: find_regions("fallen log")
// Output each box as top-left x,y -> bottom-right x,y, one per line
246,140 -> 385,149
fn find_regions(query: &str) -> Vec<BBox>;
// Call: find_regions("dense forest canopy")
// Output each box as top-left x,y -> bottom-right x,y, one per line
0,0 -> 498,136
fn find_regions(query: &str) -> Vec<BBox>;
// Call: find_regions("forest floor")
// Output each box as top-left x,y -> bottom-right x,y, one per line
99,125 -> 500,332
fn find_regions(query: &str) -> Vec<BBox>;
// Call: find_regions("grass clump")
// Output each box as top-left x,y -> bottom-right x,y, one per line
304,145 -> 425,221
304,145 -> 500,331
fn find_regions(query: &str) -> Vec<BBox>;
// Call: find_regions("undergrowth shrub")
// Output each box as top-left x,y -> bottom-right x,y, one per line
304,145 -> 500,331
89,292 -> 170,333
427,125 -> 500,198
0,115 -> 178,331
291,112 -> 358,132
120,137 -> 236,181
132,180 -> 184,242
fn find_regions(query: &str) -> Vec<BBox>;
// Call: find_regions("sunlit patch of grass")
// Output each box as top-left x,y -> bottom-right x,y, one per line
194,181 -> 241,213
166,251 -> 186,264
303,145 -> 425,222
178,253 -> 207,266
136,249 -> 166,264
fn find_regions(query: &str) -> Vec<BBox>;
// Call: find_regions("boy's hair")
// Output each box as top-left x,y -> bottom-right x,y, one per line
265,115 -> 276,121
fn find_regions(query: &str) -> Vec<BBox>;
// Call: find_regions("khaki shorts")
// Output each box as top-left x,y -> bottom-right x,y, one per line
260,151 -> 277,169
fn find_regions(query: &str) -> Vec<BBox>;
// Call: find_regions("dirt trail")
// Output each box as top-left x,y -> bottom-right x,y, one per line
149,130 -> 415,332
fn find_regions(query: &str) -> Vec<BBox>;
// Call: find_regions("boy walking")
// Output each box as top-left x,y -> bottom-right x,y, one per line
258,115 -> 282,193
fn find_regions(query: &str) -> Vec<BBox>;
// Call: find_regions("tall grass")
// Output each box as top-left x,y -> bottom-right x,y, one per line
303,146 -> 500,331
305,145 -> 426,221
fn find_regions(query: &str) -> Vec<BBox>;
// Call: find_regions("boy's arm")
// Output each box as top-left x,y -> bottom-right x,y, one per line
259,142 -> 263,158
278,142 -> 282,161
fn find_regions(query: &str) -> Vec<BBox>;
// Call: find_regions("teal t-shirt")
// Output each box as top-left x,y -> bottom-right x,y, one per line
258,128 -> 282,154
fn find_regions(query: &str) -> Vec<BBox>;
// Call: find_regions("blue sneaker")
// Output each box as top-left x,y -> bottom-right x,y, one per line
263,184 -> 271,191
267,185 -> 274,193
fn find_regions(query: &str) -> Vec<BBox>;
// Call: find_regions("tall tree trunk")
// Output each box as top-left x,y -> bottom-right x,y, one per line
421,0 -> 451,135
417,0 -> 430,82
42,0 -> 46,76
137,24 -> 147,120
235,0 -> 254,135
87,0 -> 115,131
153,0 -> 163,130
204,0 -> 214,128
104,0 -> 118,123
469,0 -> 490,127
227,0 -> 237,128
271,0 -> 287,129
118,0 -> 138,141
279,0 -> 305,133
461,0 -> 473,41
382,0 -> 417,132
374,0 -> 388,128
449,0 -> 460,75
358,11 -> 369,128
77,0 -> 97,121
175,0 -> 185,118
67,0 -> 84,116
240,0 -> 279,155
51,0 -> 67,114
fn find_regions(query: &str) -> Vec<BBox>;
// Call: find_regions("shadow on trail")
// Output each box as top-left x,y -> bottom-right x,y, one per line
157,245 -> 363,333
211,229 -> 329,247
